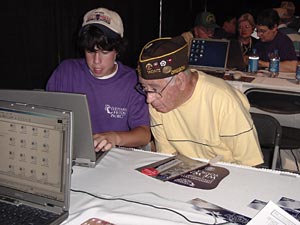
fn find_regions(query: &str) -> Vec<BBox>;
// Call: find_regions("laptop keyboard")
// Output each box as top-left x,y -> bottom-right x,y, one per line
0,201 -> 60,225
201,70 -> 225,78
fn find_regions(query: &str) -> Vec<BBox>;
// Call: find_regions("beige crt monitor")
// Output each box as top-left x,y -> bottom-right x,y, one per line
0,100 -> 72,224
0,89 -> 107,167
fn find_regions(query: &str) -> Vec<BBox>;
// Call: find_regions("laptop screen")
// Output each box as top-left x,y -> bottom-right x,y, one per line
188,38 -> 230,71
0,101 -> 72,206
0,89 -> 104,167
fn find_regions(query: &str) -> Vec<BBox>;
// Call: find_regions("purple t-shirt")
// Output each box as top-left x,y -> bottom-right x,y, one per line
254,31 -> 297,61
46,59 -> 150,134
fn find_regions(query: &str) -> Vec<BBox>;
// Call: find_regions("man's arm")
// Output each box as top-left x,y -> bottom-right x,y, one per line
259,59 -> 298,72
221,128 -> 264,167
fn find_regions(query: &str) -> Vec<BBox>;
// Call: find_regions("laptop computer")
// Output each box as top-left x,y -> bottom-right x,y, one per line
0,99 -> 72,225
188,38 -> 230,78
0,89 -> 106,167
227,39 -> 247,71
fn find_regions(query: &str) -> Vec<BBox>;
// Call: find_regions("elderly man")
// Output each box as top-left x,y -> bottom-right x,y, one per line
136,36 -> 263,166
254,8 -> 298,72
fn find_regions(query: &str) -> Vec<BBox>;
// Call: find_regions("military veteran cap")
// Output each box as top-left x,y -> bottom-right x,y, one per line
195,11 -> 219,29
137,36 -> 188,80
82,8 -> 124,38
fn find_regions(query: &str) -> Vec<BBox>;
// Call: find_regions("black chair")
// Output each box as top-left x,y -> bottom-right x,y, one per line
251,112 -> 282,169
245,88 -> 300,171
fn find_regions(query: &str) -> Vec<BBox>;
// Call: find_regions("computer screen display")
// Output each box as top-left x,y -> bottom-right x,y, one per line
0,89 -> 99,167
188,38 -> 230,71
0,101 -> 71,201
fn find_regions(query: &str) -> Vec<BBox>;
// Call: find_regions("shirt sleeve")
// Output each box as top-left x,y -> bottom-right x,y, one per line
45,60 -> 74,92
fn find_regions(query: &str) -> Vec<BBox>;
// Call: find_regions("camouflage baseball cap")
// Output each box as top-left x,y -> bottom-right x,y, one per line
194,12 -> 219,29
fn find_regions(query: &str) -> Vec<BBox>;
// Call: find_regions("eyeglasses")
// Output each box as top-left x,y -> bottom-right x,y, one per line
238,25 -> 252,30
135,76 -> 174,98
256,28 -> 269,34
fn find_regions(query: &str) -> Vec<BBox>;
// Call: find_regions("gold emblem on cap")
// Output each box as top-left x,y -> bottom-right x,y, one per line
145,63 -> 153,70
162,66 -> 172,74
206,14 -> 216,23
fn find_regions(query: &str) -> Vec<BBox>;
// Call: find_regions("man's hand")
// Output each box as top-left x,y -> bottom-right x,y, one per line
93,132 -> 121,152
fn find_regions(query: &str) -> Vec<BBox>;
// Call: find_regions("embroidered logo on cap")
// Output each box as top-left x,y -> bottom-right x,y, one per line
86,12 -> 112,25
206,14 -> 216,24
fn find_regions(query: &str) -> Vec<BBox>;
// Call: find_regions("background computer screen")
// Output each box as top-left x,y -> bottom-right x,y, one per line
189,38 -> 229,70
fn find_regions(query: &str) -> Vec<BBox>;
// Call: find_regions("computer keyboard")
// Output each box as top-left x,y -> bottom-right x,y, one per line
0,201 -> 60,225
201,70 -> 225,78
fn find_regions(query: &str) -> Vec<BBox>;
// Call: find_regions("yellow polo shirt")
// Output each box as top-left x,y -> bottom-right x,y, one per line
150,71 -> 263,166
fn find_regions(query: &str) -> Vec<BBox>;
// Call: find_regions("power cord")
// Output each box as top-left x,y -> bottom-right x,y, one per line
71,188 -> 231,225
291,150 -> 300,172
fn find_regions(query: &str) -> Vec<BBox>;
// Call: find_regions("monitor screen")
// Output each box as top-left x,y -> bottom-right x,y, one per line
188,38 -> 230,71
0,100 -> 72,203
0,89 -> 97,167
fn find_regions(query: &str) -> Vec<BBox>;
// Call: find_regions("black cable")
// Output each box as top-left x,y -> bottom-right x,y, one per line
290,150 -> 300,172
279,150 -> 282,169
71,188 -> 231,225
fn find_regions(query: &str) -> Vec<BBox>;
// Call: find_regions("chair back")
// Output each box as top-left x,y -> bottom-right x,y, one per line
251,112 -> 282,169
245,88 -> 300,114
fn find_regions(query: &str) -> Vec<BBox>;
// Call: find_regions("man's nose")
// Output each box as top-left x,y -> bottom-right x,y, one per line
146,93 -> 156,104
93,52 -> 102,64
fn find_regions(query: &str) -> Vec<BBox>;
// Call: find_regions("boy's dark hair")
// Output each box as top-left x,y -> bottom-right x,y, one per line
256,8 -> 280,29
77,25 -> 127,58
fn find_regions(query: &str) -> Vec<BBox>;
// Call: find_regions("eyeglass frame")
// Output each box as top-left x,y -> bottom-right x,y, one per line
256,28 -> 269,34
135,76 -> 175,98
256,25 -> 275,35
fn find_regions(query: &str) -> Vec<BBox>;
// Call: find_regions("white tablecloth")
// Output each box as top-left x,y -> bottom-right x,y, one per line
227,75 -> 300,93
63,148 -> 300,225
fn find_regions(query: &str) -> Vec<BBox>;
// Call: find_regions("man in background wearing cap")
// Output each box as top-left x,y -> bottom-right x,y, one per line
181,11 -> 219,44
47,8 -> 151,151
136,36 -> 263,167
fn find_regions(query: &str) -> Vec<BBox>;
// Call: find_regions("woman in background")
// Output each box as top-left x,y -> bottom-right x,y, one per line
238,13 -> 258,63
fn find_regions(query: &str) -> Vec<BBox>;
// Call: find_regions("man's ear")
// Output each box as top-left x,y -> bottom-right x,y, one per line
175,72 -> 186,91
273,24 -> 278,31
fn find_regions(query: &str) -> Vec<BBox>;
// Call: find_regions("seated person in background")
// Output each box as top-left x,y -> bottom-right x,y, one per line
254,8 -> 298,72
274,7 -> 300,58
136,36 -> 263,167
280,1 -> 300,32
46,7 -> 151,151
238,13 -> 258,62
214,14 -> 237,39
181,11 -> 219,43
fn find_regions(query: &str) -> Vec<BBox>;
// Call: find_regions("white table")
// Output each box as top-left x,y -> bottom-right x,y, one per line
226,72 -> 300,94
226,73 -> 300,171
227,75 -> 300,129
63,148 -> 300,225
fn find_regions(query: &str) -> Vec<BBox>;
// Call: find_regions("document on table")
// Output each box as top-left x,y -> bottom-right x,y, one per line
247,201 -> 300,225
